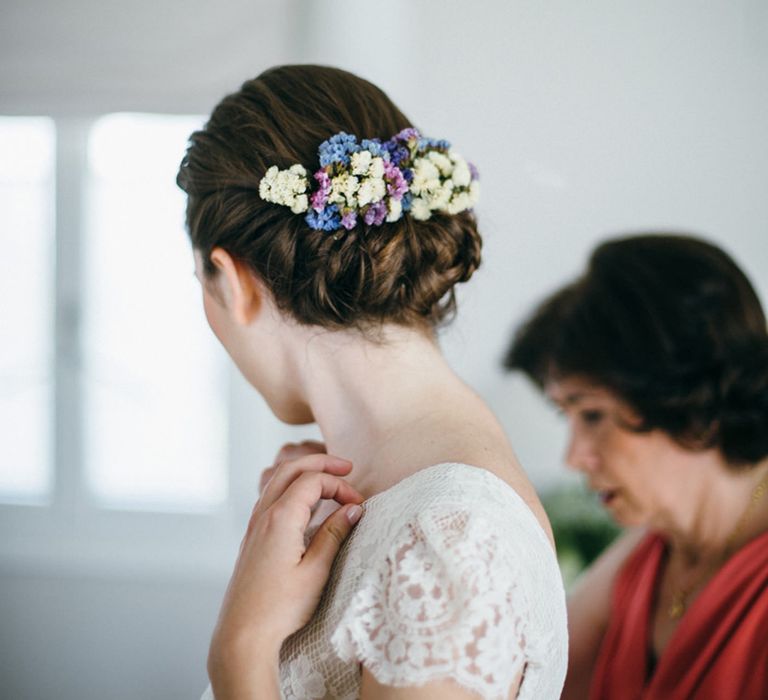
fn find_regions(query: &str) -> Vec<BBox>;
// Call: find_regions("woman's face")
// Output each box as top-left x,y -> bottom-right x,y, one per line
546,376 -> 689,528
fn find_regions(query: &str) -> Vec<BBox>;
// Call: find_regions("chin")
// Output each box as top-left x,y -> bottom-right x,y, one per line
607,505 -> 646,529
270,400 -> 315,425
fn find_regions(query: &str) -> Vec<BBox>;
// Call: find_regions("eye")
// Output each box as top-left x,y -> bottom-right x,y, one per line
580,409 -> 604,425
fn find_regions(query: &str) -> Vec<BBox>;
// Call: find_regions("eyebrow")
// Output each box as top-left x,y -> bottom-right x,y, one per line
556,393 -> 584,406
549,392 -> 600,407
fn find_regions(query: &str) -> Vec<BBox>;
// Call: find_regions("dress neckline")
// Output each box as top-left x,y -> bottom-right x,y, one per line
362,462 -> 506,504
361,462 -> 552,548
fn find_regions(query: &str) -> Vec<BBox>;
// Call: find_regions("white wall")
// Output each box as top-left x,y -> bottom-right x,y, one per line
2,1 -> 767,698
297,0 -> 768,490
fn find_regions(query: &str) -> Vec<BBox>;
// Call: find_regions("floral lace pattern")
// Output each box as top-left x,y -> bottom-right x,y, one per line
283,655 -> 326,700
201,463 -> 568,700
332,508 -> 531,698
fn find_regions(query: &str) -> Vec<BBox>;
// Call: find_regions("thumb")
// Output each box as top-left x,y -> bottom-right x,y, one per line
303,504 -> 363,573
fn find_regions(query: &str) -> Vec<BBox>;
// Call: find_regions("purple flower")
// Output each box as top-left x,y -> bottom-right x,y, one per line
469,162 -> 480,181
318,132 -> 359,167
340,211 -> 358,230
363,201 -> 388,226
394,127 -> 420,143
382,142 -> 410,166
305,204 -> 341,231
311,169 -> 331,211
383,160 -> 408,201
382,128 -> 420,166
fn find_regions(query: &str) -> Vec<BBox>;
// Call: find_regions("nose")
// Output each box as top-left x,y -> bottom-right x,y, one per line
564,428 -> 599,473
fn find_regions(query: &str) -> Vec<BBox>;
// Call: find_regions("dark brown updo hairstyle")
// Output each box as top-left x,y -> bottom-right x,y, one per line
176,64 -> 482,331
505,233 -> 768,467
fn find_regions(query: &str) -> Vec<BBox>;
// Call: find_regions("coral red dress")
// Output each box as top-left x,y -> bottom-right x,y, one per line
589,531 -> 768,699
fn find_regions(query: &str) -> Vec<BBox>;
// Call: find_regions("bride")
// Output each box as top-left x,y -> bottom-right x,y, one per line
178,64 -> 567,700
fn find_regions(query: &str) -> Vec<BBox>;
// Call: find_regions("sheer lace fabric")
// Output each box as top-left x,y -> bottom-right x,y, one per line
201,463 -> 568,700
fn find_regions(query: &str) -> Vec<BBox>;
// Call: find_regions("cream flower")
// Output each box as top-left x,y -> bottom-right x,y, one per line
259,164 -> 309,213
339,175 -> 360,208
386,198 -> 403,222
370,177 -> 386,203
426,150 -> 453,176
411,158 -> 441,195
357,180 -> 374,207
357,176 -> 386,207
292,194 -> 309,214
446,191 -> 470,215
410,197 -> 432,221
329,173 -> 355,206
427,181 -> 453,211
350,150 -> 373,176
450,153 -> 472,188
368,156 -> 385,180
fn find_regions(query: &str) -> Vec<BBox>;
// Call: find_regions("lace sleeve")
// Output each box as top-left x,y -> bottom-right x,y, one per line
330,505 -> 530,699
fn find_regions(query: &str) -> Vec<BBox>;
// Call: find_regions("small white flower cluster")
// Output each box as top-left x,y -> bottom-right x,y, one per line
348,151 -> 385,206
258,164 -> 309,214
409,150 -> 480,221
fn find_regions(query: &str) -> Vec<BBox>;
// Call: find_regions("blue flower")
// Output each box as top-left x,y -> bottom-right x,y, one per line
318,132 -> 359,167
360,139 -> 386,158
417,137 -> 451,151
400,192 -> 413,212
305,204 -> 341,231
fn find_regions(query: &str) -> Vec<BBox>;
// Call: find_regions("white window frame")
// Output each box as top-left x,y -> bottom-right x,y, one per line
0,115 -> 300,581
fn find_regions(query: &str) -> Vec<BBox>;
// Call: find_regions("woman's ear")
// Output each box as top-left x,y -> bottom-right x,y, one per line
208,248 -> 263,325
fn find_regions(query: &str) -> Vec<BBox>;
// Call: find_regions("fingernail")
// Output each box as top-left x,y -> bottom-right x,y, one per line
347,505 -> 362,524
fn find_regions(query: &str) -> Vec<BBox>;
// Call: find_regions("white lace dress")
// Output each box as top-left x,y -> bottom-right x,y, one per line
201,463 -> 568,700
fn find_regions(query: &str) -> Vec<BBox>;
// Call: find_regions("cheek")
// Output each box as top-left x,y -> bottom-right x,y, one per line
202,291 -> 225,341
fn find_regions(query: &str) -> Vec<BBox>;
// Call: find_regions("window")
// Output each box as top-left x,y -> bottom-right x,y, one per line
83,114 -> 227,511
0,114 -> 240,577
0,117 -> 55,504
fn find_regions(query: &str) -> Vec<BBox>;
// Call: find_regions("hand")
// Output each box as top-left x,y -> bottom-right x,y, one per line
259,440 -> 328,494
208,453 -> 363,698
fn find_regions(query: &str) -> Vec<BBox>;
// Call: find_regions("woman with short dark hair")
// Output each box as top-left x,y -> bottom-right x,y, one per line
506,233 -> 768,700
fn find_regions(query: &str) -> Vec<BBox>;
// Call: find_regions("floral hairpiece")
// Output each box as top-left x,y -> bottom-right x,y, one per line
258,128 -> 479,232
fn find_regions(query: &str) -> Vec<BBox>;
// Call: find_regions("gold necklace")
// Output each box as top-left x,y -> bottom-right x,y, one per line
668,468 -> 768,620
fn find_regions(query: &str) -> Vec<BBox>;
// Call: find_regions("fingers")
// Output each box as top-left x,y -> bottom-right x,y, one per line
259,441 -> 328,494
303,503 -> 363,573
279,470 -> 364,521
258,464 -> 277,495
273,440 -> 327,465
259,453 -> 353,510
261,470 -> 363,540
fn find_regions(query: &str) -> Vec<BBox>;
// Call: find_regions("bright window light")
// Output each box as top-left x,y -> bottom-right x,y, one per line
83,113 -> 228,511
0,116 -> 55,503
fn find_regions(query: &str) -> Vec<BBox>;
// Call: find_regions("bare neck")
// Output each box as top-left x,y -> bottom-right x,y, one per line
292,325 -> 513,496
661,457 -> 768,565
